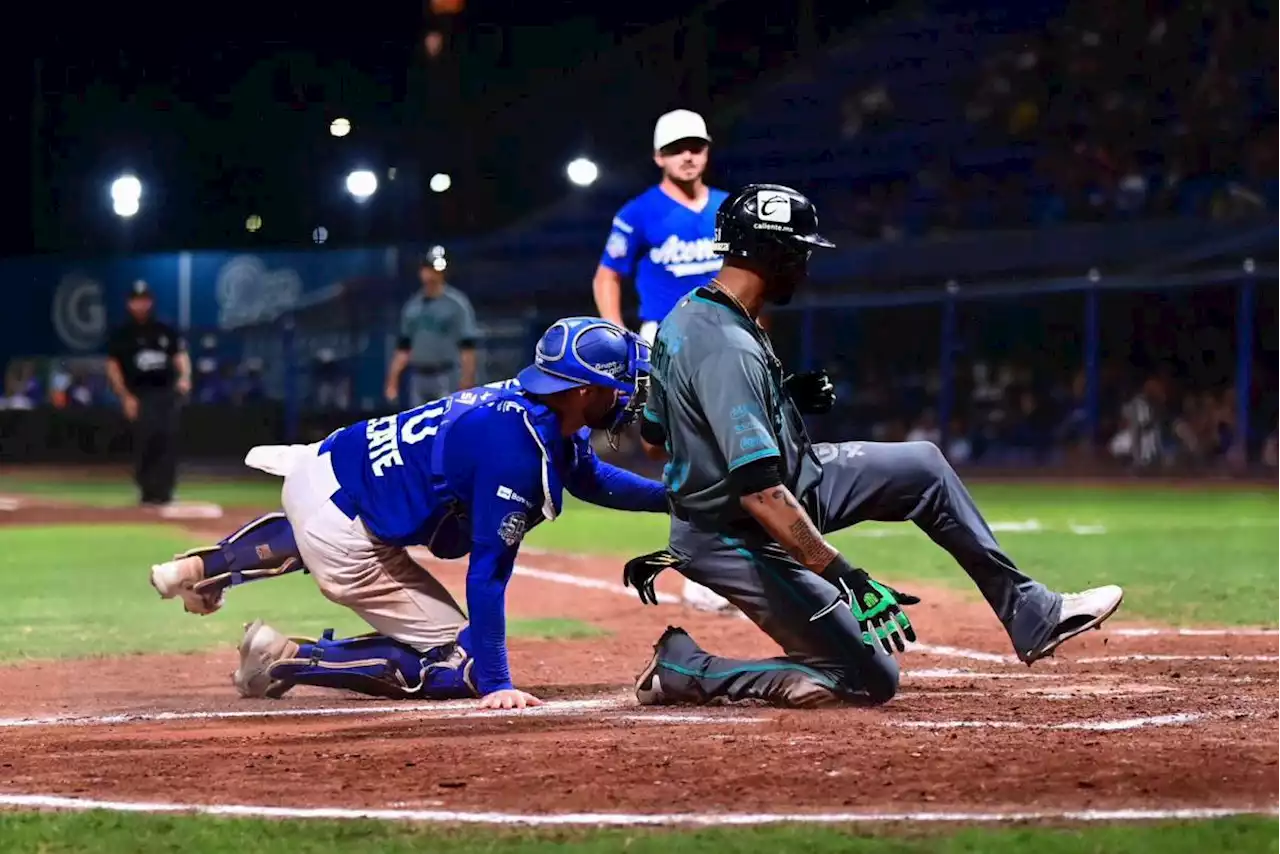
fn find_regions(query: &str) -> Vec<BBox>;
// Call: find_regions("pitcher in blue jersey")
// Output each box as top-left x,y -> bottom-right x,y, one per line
591,109 -> 735,615
592,109 -> 729,345
149,318 -> 666,709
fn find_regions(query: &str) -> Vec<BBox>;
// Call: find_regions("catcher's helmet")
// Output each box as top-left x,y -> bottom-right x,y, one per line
712,184 -> 836,263
517,317 -> 652,444
517,317 -> 650,396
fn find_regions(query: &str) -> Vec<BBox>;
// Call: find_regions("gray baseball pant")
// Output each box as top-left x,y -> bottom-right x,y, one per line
656,440 -> 1063,707
408,369 -> 459,407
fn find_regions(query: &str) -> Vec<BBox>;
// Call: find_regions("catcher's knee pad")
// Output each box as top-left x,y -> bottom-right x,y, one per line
184,512 -> 304,586
266,630 -> 477,700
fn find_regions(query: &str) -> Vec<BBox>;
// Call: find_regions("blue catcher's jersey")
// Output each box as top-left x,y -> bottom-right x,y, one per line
321,374 -> 666,697
324,380 -> 580,550
599,186 -> 730,324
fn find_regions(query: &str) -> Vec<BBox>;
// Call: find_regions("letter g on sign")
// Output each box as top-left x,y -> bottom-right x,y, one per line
52,274 -> 106,352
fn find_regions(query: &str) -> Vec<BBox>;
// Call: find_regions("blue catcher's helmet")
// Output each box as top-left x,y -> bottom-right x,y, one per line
517,317 -> 652,444
517,317 -> 650,395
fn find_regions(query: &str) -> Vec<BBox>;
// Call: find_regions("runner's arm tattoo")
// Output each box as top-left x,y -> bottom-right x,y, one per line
741,485 -> 838,572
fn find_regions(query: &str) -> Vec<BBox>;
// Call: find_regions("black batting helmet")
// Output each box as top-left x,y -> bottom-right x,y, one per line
712,184 -> 836,263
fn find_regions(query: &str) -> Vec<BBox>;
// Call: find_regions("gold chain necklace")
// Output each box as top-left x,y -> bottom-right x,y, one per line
709,279 -> 781,370
710,278 -> 752,319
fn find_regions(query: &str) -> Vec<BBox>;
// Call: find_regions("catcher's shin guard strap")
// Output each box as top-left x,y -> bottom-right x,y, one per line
266,630 -> 477,700
186,512 -> 305,598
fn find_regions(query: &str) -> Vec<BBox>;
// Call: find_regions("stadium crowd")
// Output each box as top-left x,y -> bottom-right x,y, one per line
833,0 -> 1277,238
826,360 -> 1273,471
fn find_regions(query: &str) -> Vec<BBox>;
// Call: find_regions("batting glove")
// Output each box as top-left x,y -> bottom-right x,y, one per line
811,556 -> 920,655
622,549 -> 684,606
783,370 -> 836,415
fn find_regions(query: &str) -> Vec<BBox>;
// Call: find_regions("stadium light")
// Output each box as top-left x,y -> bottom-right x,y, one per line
345,169 -> 378,201
566,157 -> 598,187
429,172 -> 452,193
329,117 -> 352,138
110,174 -> 142,218
428,244 -> 448,271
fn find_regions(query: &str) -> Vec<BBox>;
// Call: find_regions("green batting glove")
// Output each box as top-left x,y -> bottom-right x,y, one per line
813,559 -> 919,655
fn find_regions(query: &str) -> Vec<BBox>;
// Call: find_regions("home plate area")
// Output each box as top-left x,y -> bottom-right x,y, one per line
0,547 -> 1274,826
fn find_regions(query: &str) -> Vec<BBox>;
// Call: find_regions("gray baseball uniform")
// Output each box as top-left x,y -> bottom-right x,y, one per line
399,286 -> 479,405
644,287 -> 1063,707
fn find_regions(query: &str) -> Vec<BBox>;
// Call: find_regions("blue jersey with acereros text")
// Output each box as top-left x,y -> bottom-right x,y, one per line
598,185 -> 730,324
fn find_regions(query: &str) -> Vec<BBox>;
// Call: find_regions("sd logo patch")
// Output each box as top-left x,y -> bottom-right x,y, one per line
497,512 -> 527,547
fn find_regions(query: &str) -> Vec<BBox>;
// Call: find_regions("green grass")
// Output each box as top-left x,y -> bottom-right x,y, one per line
526,484 -> 1279,627
0,474 -> 282,508
0,479 -> 1274,848
0,526 -> 600,662
0,482 -> 1274,663
0,812 -> 1274,854
507,617 -> 607,640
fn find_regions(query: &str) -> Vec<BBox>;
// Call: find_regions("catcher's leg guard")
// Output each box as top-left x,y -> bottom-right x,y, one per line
151,512 -> 304,615
263,629 -> 477,701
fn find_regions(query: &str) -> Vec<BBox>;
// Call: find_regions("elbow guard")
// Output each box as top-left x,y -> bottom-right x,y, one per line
730,456 -> 784,497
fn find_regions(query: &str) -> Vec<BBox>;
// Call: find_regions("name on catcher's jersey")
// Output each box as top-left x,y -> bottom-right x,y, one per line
598,185 -> 729,324
323,380 -> 568,548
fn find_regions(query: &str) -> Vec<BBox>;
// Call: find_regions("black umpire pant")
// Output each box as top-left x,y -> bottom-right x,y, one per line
134,389 -> 179,504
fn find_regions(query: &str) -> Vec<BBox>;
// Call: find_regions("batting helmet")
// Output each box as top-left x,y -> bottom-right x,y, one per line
712,183 -> 836,262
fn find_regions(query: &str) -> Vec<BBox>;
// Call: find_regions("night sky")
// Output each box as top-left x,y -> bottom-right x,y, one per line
4,0 -> 871,258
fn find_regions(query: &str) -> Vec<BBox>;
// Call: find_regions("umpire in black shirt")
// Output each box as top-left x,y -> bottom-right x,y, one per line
105,280 -> 192,506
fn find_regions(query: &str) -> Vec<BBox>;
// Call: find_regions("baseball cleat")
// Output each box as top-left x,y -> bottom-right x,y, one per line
681,579 -> 736,615
232,619 -> 301,699
1020,585 -> 1124,664
634,626 -> 689,706
150,556 -> 223,616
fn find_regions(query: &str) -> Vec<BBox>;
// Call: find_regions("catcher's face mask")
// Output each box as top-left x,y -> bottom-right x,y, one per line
515,318 -> 651,448
603,336 -> 652,450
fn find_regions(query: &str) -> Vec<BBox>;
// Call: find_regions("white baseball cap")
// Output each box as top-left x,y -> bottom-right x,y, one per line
653,109 -> 711,151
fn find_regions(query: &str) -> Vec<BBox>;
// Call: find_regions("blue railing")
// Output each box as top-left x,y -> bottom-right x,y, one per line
770,263 -> 1272,455
189,260 -> 1272,466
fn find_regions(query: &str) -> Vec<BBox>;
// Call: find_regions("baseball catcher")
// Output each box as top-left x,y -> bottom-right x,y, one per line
624,184 -> 1124,708
151,317 -> 666,709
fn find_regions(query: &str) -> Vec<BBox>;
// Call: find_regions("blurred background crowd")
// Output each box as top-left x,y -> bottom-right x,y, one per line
0,0 -> 1274,477
832,0 -> 1276,239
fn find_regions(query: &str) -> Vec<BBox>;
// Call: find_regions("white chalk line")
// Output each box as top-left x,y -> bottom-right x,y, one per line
846,519 -> 1109,538
1111,628 -> 1279,637
517,561 -> 1005,663
910,644 -> 1016,663
509,559 -> 1277,668
0,661 -> 1204,733
894,712 -> 1213,732
512,559 -> 1028,665
904,668 -> 1067,680
0,696 -> 768,731
1077,654 -> 1279,664
512,564 -> 683,605
0,697 -> 614,729
1018,684 -> 1176,698
0,793 -> 1269,826
515,548 -> 1278,649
